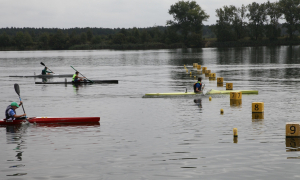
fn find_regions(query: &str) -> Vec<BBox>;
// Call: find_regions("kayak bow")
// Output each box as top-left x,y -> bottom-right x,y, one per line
0,117 -> 100,125
144,89 -> 258,97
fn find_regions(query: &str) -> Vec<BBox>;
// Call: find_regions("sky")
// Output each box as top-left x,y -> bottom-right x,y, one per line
0,0 -> 279,29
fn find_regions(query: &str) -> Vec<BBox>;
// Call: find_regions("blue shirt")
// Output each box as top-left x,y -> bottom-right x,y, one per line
8,109 -> 16,117
195,82 -> 202,90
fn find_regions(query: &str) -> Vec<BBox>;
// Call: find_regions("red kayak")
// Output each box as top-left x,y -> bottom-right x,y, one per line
0,117 -> 100,125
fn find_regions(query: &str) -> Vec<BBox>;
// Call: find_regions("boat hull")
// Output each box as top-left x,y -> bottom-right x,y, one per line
144,89 -> 258,96
0,117 -> 100,125
9,74 -> 73,78
206,89 -> 258,94
35,80 -> 118,84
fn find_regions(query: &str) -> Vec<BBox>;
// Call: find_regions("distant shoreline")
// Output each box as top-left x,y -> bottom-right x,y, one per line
1,40 -> 300,51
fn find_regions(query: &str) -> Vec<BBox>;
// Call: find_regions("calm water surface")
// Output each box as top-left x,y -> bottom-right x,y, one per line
1,47 -> 300,179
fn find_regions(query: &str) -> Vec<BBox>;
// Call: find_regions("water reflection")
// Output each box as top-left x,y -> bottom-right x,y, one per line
286,138 -> 300,152
194,99 -> 202,108
73,84 -> 82,93
4,125 -> 28,176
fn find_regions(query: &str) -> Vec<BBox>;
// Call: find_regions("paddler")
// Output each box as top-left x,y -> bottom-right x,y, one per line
72,71 -> 86,82
41,67 -> 53,75
5,102 -> 26,121
193,77 -> 202,93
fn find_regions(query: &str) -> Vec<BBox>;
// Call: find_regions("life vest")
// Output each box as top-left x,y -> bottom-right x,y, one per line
5,105 -> 16,120
72,74 -> 77,82
193,81 -> 202,92
42,67 -> 47,75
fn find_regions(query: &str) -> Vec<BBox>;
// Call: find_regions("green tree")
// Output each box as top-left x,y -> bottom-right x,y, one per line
278,0 -> 300,40
232,5 -> 248,40
140,30 -> 151,43
0,32 -> 10,47
164,28 -> 181,44
215,5 -> 236,41
80,32 -> 87,44
246,2 -> 268,40
23,32 -> 33,46
86,28 -> 93,41
132,27 -> 140,42
14,31 -> 25,49
266,1 -> 282,40
120,28 -> 128,37
49,30 -> 67,50
91,35 -> 102,44
167,0 -> 209,44
112,33 -> 126,44
39,32 -> 50,48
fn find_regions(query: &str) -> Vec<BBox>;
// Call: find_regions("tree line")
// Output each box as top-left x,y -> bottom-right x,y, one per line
0,0 -> 299,50
213,0 -> 300,42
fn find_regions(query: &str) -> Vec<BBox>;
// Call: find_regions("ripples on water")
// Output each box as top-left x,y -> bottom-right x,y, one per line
1,47 -> 300,179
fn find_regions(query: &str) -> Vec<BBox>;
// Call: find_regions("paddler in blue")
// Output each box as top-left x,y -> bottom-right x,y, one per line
72,71 -> 86,82
5,102 -> 26,121
193,77 -> 202,93
41,67 -> 53,75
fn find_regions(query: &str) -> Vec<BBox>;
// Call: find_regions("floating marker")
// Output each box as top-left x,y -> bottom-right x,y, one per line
220,109 -> 224,114
186,69 -> 188,73
209,96 -> 212,101
209,73 -> 216,80
226,83 -> 233,90
286,123 -> 300,137
193,63 -> 198,67
217,77 -> 223,86
194,76 -> 196,79
197,65 -> 201,70
230,92 -> 242,100
252,102 -> 264,113
233,128 -> 238,137
205,70 -> 211,75
202,67 -> 207,74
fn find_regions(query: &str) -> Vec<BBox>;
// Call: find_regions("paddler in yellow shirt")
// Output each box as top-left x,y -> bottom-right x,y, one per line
72,71 -> 86,82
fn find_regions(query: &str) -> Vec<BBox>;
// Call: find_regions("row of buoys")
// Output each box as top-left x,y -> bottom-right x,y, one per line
186,63 -> 266,139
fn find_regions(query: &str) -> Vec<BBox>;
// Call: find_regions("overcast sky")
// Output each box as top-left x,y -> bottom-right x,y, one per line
0,0 -> 278,29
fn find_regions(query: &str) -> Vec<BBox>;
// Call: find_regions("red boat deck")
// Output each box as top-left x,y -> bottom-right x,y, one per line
0,117 -> 100,125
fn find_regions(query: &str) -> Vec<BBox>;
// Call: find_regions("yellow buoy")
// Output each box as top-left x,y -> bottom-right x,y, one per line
230,92 -> 242,100
220,109 -> 224,114
233,128 -> 238,137
252,102 -> 264,113
209,96 -> 212,101
226,83 -> 233,90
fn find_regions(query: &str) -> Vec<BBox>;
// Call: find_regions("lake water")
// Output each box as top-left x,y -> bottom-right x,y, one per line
1,46 -> 300,179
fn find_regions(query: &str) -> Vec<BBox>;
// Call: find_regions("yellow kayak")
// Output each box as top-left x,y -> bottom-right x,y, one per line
144,89 -> 258,96
206,89 -> 258,94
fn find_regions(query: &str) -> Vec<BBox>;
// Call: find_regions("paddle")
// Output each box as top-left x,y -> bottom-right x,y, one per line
14,83 -> 27,119
70,66 -> 94,83
202,84 -> 205,94
40,62 -> 55,74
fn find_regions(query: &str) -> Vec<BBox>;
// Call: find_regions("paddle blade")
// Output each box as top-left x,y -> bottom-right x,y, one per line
40,62 -> 45,66
14,83 -> 20,96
